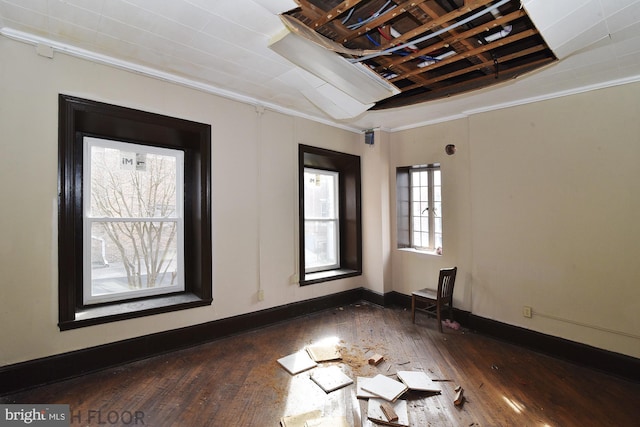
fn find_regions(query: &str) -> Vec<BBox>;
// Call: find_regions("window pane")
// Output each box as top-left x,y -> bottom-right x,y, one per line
421,217 -> 429,232
413,217 -> 422,232
304,220 -> 338,269
420,186 -> 429,201
90,145 -> 178,218
412,201 -> 422,216
304,170 -> 338,219
420,170 -> 429,185
435,233 -> 443,250
433,201 -> 442,218
433,186 -> 441,202
420,201 -> 429,216
413,231 -> 422,247
85,137 -> 185,305
435,217 -> 442,234
89,221 -> 182,300
412,186 -> 421,202
433,170 -> 441,186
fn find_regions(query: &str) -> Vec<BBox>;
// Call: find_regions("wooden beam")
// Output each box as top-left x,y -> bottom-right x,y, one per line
390,28 -> 539,82
377,10 -> 525,71
311,0 -> 367,29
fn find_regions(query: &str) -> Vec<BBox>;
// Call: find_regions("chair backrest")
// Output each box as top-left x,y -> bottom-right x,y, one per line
437,267 -> 457,301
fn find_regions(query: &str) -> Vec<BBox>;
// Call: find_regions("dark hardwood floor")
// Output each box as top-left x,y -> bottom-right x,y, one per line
3,303 -> 639,426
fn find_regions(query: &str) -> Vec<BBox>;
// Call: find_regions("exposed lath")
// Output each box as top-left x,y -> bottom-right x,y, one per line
286,0 -> 556,109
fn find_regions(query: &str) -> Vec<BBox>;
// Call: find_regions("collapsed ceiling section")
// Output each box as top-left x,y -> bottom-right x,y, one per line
283,0 -> 556,110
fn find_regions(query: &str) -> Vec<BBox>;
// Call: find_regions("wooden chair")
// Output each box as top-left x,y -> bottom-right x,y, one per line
411,267 -> 458,332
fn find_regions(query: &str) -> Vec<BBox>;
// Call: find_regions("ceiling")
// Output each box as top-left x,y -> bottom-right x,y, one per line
1,0 -> 640,132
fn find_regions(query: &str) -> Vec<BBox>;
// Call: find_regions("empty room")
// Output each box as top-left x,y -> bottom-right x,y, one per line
1,1 -> 639,426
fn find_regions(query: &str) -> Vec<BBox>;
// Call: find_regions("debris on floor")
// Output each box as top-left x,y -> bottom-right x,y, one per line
368,354 -> 384,366
454,386 -> 465,406
277,339 -> 463,426
280,410 -> 349,427
366,398 -> 409,427
306,342 -> 342,362
442,319 -> 461,330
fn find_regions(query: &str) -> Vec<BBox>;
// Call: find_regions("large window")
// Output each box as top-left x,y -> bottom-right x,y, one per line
84,138 -> 185,305
397,164 -> 443,254
299,145 -> 361,285
58,95 -> 212,330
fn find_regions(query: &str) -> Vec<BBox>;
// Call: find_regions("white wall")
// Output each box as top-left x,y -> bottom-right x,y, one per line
390,83 -> 640,358
0,37 -> 375,366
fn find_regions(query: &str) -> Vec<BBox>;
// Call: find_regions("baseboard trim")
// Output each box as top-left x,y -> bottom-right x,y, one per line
0,288 -> 364,396
467,314 -> 640,383
382,290 -> 639,383
2,288 -> 637,396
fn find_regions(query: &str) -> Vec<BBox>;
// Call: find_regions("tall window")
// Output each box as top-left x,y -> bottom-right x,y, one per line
299,145 -> 362,285
303,168 -> 340,272
58,95 -> 212,330
397,164 -> 443,254
84,137 -> 185,304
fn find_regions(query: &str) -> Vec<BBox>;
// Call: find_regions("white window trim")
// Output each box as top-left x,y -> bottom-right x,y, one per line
408,164 -> 442,253
82,137 -> 185,305
304,167 -> 340,273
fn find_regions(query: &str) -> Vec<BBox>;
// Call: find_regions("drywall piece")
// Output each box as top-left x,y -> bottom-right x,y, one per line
269,16 -> 399,105
280,410 -> 322,427
396,371 -> 441,393
306,343 -> 341,362
309,365 -> 353,393
366,398 -> 409,427
356,377 -> 378,399
277,350 -> 317,375
361,374 -> 408,402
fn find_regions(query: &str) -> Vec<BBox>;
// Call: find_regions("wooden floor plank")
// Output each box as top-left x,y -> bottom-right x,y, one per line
2,303 -> 639,426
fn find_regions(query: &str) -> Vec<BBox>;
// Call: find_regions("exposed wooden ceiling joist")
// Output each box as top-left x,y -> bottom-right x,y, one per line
286,0 -> 556,109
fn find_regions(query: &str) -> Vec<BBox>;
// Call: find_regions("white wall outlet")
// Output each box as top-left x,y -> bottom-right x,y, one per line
258,289 -> 264,301
523,306 -> 532,318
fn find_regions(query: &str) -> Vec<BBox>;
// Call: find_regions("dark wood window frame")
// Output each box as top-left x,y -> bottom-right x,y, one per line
299,144 -> 362,285
58,94 -> 212,330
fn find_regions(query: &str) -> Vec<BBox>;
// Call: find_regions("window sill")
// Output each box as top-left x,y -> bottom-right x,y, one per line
59,293 -> 212,331
302,269 -> 361,286
397,247 -> 442,256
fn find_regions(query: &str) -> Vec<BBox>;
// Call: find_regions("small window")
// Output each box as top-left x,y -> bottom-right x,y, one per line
299,145 -> 362,285
397,164 -> 443,254
303,168 -> 340,273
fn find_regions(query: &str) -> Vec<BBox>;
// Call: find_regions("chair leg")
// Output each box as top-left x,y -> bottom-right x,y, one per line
436,304 -> 443,333
411,296 -> 416,323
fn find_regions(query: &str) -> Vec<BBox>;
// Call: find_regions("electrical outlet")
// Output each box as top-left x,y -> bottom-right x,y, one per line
258,289 -> 264,301
523,306 -> 532,318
